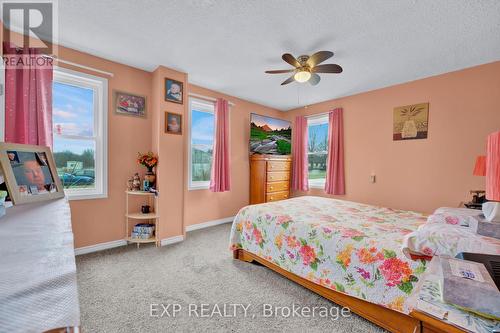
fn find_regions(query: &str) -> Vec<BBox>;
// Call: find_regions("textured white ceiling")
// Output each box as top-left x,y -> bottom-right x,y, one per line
55,0 -> 500,110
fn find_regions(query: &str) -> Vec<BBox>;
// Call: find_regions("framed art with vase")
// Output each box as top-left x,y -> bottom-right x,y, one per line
393,103 -> 429,141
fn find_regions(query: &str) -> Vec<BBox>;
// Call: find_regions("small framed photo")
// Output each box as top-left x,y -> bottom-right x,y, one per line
0,143 -> 64,205
114,90 -> 146,117
165,112 -> 182,135
165,78 -> 183,104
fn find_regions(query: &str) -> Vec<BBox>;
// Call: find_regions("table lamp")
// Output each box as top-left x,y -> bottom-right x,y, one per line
483,131 -> 500,222
473,155 -> 487,176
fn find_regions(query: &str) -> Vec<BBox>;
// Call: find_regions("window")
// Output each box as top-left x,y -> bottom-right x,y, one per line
307,115 -> 329,188
188,98 -> 215,189
52,67 -> 108,200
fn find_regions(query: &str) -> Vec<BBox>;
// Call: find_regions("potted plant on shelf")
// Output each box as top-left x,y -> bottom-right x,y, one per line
137,152 -> 158,188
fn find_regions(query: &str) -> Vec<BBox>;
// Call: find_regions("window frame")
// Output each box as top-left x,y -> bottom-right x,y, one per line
53,66 -> 108,200
307,114 -> 329,189
188,97 -> 215,190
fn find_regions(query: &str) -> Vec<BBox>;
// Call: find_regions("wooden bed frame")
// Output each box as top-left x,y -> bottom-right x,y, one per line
233,249 -> 421,333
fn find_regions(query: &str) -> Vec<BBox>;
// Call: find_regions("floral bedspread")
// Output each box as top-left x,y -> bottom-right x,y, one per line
229,196 -> 428,314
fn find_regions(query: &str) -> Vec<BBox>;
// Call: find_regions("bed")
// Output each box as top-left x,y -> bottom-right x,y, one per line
230,196 -> 428,333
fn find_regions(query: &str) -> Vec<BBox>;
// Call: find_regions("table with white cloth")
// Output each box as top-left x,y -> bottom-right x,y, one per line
0,198 -> 80,333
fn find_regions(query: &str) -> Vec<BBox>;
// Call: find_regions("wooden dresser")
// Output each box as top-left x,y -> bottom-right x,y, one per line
250,154 -> 292,204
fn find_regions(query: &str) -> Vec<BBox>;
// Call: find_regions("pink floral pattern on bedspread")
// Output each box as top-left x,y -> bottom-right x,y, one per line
229,196 -> 428,314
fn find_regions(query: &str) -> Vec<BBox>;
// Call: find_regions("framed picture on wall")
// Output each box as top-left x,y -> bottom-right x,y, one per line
393,102 -> 429,141
165,78 -> 183,104
114,90 -> 147,117
165,112 -> 182,135
0,143 -> 64,205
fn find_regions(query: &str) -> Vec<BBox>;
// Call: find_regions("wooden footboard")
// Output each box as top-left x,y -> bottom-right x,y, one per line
233,249 -> 421,333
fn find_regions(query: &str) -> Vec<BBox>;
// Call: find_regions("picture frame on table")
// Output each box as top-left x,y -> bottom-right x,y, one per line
0,143 -> 64,205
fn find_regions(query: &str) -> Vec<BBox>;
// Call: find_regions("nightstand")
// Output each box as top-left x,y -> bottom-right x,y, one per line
408,257 -> 500,333
463,202 -> 483,210
411,311 -> 465,333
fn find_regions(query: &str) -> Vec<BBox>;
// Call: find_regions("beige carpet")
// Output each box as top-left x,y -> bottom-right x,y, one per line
76,223 -> 386,332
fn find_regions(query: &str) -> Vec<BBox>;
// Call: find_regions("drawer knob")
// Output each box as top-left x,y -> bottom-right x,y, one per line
269,186 -> 273,190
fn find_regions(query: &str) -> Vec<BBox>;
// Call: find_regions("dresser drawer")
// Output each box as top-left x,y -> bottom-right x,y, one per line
266,181 -> 289,193
266,191 -> 289,202
267,171 -> 290,182
267,161 -> 291,172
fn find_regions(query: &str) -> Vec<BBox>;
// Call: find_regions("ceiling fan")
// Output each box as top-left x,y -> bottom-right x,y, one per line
265,51 -> 342,86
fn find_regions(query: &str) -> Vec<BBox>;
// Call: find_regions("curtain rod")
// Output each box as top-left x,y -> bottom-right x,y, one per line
54,58 -> 114,77
188,92 -> 235,106
305,111 -> 331,118
11,46 -> 114,77
47,56 -> 114,77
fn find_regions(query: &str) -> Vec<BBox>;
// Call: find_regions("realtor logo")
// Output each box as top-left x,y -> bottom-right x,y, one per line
1,0 -> 58,55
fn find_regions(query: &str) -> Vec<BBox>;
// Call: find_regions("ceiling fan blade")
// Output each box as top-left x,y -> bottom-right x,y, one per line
265,69 -> 295,74
281,75 -> 296,85
282,53 -> 300,68
312,64 -> 343,73
309,73 -> 321,86
306,51 -> 334,67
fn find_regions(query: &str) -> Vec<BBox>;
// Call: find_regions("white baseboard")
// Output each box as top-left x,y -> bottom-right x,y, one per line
75,239 -> 127,256
185,216 -> 234,232
75,216 -> 234,255
160,235 -> 184,246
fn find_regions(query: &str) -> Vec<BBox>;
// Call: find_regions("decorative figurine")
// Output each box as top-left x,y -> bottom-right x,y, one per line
127,177 -> 134,191
132,173 -> 141,191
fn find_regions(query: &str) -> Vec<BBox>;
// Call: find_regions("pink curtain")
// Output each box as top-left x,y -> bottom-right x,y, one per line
291,116 -> 309,191
3,42 -> 53,148
486,130 -> 500,201
209,98 -> 231,192
324,108 -> 345,195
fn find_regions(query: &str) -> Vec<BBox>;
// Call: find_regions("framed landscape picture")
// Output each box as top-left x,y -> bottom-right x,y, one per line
165,78 -> 183,104
0,143 -> 64,205
114,90 -> 146,117
393,102 -> 429,141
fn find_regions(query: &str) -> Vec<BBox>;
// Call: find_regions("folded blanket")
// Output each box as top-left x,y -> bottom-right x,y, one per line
402,222 -> 500,259
428,208 -> 500,239
427,213 -> 479,233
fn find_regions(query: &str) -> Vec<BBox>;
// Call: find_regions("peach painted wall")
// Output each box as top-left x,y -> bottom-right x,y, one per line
184,84 -> 283,227
151,66 -> 187,240
287,61 -> 500,213
2,27 -> 288,245
3,29 -> 154,247
57,49 -> 153,248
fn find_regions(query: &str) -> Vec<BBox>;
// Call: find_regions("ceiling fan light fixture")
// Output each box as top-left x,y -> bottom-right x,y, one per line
294,70 -> 311,83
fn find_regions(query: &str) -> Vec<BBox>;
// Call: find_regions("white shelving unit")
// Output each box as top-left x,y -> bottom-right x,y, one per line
125,190 -> 159,247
